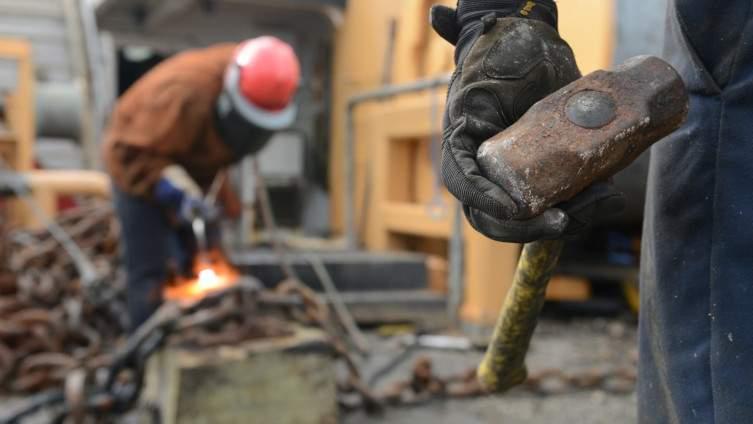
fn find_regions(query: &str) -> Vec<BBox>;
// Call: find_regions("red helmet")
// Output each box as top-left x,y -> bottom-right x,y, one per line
232,36 -> 300,112
218,37 -> 300,155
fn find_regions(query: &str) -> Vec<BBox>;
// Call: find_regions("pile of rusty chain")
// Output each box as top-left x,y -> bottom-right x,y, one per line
1,277 -> 335,423
0,198 -> 380,423
62,280 -> 299,421
337,355 -> 636,413
0,201 -> 126,395
339,355 -> 637,412
373,357 -> 636,408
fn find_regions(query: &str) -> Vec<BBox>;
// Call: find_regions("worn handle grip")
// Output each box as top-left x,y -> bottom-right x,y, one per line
477,239 -> 564,392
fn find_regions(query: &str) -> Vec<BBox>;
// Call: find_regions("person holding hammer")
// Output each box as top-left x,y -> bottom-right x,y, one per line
432,1 -> 753,422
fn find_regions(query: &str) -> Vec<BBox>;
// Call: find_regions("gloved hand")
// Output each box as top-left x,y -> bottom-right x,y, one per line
177,194 -> 218,225
431,1 -> 624,243
153,165 -> 218,225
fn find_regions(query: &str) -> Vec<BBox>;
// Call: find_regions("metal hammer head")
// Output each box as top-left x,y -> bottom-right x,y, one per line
477,55 -> 688,219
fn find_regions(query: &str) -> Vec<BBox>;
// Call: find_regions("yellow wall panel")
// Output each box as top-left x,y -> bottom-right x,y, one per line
558,0 -> 616,73
330,0 -> 617,234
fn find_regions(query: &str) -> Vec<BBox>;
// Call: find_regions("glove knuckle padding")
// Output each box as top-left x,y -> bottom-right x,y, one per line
482,19 -> 570,80
461,86 -> 506,140
453,18 -> 580,127
442,18 -> 580,222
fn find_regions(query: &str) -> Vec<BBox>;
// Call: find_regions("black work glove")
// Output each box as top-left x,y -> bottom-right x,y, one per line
432,1 -> 624,243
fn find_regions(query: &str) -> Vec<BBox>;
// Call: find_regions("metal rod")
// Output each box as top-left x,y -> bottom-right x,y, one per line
305,253 -> 369,354
204,171 -> 225,206
447,202 -> 464,327
0,160 -> 100,288
0,389 -> 65,423
344,74 -> 452,249
238,157 -> 256,246
252,158 -> 300,281
251,158 -> 367,353
192,216 -> 208,254
62,0 -> 98,168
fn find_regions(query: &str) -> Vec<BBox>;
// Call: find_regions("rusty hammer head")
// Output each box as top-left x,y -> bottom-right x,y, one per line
477,55 -> 688,219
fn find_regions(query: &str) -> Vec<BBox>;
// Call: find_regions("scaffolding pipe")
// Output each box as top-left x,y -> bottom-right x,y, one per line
343,74 -> 451,249
447,202 -> 464,326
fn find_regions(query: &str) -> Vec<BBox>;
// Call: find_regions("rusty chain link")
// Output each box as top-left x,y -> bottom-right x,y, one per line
0,201 -> 125,397
336,355 -> 637,412
0,277 -> 321,423
376,357 -> 636,407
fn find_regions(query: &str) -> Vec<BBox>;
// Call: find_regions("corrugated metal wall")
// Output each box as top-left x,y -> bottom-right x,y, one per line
0,0 -> 75,82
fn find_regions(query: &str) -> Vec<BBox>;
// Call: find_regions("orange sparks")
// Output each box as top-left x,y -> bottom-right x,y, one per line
163,250 -> 240,304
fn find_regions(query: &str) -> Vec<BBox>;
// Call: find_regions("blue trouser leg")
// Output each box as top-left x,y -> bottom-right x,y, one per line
113,186 -> 172,331
639,1 -> 753,422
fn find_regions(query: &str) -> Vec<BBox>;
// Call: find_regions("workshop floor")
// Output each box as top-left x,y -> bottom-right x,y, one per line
2,316 -> 637,424
345,316 -> 638,424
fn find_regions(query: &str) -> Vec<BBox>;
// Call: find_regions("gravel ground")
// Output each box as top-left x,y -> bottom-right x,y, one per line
344,317 -> 638,424
2,317 -> 637,424
346,392 -> 637,424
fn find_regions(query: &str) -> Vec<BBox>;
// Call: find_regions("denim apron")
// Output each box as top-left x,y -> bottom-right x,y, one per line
639,1 -> 753,422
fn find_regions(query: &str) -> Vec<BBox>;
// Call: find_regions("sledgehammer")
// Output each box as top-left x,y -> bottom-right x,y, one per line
475,56 -> 688,392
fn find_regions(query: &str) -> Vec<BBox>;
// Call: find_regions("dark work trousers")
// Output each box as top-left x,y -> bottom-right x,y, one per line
113,186 -> 195,331
639,1 -> 753,422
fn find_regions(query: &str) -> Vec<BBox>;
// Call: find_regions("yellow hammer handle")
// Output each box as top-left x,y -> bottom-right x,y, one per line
477,239 -> 565,392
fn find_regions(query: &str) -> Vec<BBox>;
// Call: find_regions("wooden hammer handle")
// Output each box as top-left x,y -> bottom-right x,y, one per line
477,239 -> 564,392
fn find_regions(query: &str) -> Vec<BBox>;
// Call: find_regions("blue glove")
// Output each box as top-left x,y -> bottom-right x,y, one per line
178,195 -> 209,225
154,178 -> 216,225
154,177 -> 186,208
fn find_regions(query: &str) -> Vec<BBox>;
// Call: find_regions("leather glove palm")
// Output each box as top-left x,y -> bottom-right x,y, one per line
432,3 -> 624,243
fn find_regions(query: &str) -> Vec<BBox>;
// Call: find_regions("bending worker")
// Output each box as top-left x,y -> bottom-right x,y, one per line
103,37 -> 301,329
432,0 -> 753,422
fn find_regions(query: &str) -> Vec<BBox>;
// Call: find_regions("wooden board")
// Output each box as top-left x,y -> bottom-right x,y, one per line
559,0 -> 617,74
0,39 -> 36,228
0,39 -> 35,173
547,275 -> 592,301
143,327 -> 337,424
329,0 -> 405,235
18,170 -> 111,229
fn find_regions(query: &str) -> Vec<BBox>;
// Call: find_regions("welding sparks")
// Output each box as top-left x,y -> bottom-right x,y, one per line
197,268 -> 221,291
163,251 -> 239,303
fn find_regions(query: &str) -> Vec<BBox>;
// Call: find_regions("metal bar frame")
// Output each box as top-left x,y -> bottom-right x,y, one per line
343,74 -> 452,249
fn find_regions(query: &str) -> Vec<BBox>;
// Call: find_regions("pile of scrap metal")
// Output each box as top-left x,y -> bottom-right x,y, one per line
0,201 -> 125,394
0,201 -> 409,421
0,201 -> 479,420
